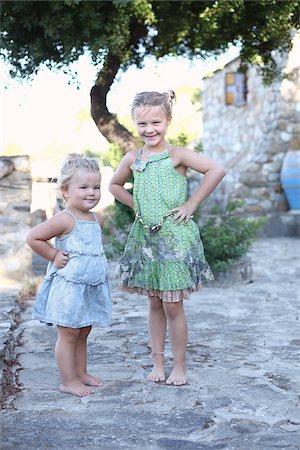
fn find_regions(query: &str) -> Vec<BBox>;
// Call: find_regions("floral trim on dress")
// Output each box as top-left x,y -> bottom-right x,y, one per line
116,234 -> 214,303
130,149 -> 170,173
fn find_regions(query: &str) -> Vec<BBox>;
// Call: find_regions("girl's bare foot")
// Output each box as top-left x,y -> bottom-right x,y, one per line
166,366 -> 187,386
147,353 -> 166,382
80,373 -> 103,387
59,381 -> 95,397
147,366 -> 166,382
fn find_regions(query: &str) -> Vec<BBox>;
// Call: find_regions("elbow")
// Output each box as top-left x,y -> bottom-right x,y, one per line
26,229 -> 36,249
26,234 -> 32,248
108,181 -> 114,195
109,181 -> 120,196
26,230 -> 31,245
218,165 -> 226,180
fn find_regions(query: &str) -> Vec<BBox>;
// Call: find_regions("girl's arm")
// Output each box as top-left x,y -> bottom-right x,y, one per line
171,147 -> 226,223
26,211 -> 73,266
108,152 -> 136,208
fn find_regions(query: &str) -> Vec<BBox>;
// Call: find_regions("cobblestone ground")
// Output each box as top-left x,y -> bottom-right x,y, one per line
1,238 -> 300,449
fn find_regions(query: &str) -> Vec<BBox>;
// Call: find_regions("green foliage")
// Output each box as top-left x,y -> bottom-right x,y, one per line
169,132 -> 203,152
84,144 -> 123,169
99,143 -> 123,170
83,149 -> 101,159
191,87 -> 202,105
114,197 -> 135,226
150,0 -> 300,83
194,141 -> 203,153
102,200 -> 134,259
191,87 -> 202,112
169,133 -> 189,147
1,1 -> 299,83
201,202 -> 267,272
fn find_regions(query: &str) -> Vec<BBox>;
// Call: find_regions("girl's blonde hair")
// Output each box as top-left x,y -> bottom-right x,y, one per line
56,153 -> 100,199
131,90 -> 176,120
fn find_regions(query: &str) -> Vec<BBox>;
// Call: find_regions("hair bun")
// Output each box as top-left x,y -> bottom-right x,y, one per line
167,90 -> 176,102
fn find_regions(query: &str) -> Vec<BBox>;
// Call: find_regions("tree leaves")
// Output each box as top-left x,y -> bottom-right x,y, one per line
1,0 -> 299,82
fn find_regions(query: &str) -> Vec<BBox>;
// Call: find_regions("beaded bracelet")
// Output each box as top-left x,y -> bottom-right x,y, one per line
152,352 -> 165,358
135,211 -> 194,233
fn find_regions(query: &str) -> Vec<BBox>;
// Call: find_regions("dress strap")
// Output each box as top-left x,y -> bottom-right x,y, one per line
168,144 -> 174,155
63,209 -> 77,220
91,212 -> 100,224
139,145 -> 173,160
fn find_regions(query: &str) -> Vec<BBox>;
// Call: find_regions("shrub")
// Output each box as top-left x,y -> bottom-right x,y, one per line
17,274 -> 44,301
169,133 -> 189,147
102,200 -> 134,259
201,203 -> 266,272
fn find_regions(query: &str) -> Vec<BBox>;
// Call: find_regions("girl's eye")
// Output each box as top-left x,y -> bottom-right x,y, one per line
94,186 -> 100,190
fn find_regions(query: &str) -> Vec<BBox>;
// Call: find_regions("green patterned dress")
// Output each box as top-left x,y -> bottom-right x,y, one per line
116,147 -> 214,302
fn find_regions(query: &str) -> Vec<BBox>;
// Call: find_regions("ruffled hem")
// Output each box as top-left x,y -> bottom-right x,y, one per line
118,284 -> 203,302
116,257 -> 214,300
34,276 -> 112,328
54,273 -> 108,287
33,315 -> 111,329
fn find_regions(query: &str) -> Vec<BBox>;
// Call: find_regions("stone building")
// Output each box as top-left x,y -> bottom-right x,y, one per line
202,32 -> 300,219
0,155 -> 32,284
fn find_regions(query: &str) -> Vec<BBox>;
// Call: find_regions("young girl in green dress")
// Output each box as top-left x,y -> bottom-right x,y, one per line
109,90 -> 226,386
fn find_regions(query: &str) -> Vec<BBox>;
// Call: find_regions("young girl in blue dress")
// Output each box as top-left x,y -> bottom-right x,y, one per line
26,153 -> 111,397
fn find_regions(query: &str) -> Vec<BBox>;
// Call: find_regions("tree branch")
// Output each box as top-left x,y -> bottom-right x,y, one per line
90,19 -> 148,154
90,52 -> 139,153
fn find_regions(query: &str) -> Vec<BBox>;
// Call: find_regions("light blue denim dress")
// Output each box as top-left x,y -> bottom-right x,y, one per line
33,210 -> 111,328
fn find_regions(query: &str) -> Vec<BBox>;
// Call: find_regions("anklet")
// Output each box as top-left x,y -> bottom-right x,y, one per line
152,351 -> 165,357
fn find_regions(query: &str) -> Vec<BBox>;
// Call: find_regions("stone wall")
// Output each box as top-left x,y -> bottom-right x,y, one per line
202,32 -> 300,215
0,155 -> 32,284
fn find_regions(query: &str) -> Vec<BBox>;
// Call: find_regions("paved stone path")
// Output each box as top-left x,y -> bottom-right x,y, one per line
1,238 -> 300,449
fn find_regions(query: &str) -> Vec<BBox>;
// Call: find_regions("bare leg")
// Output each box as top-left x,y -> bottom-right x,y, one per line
163,301 -> 188,386
147,297 -> 167,382
55,326 -> 95,397
75,326 -> 102,386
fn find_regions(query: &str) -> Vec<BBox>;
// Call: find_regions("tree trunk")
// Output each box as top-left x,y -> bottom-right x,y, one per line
90,19 -> 148,154
90,52 -> 139,154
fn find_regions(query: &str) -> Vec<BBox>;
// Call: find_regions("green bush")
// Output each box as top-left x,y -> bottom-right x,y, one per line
201,203 -> 266,272
102,197 -> 134,259
99,143 -> 123,170
169,133 -> 189,147
84,144 -> 123,170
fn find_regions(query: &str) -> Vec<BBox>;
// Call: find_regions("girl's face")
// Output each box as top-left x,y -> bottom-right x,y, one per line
62,169 -> 101,213
133,105 -> 170,149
